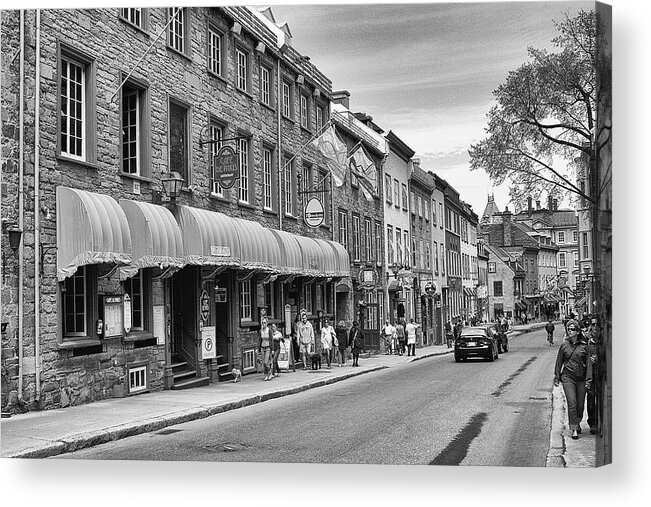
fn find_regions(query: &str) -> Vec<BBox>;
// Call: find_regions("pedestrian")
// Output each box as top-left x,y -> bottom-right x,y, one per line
445,319 -> 453,348
258,318 -> 273,381
382,319 -> 395,354
583,317 -> 599,434
405,318 -> 420,357
395,318 -> 406,355
553,319 -> 592,440
320,317 -> 335,368
295,310 -> 315,370
545,319 -> 555,345
271,323 -> 284,377
349,321 -> 364,366
335,320 -> 348,366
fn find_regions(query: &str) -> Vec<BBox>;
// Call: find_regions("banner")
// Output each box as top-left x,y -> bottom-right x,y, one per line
312,125 -> 348,187
349,144 -> 377,200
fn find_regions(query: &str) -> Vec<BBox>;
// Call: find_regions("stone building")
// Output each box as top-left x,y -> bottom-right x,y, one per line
443,182 -> 463,324
484,244 -> 525,321
429,173 -> 448,343
1,6 -> 351,413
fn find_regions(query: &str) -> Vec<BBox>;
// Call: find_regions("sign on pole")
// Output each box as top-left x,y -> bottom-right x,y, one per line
304,197 -> 325,228
214,145 -> 239,189
201,326 -> 216,360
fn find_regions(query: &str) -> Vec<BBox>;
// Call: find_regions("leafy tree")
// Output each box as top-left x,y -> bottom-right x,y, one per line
469,9 -> 602,209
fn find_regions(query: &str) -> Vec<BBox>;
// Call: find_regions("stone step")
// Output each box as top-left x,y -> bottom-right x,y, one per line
171,376 -> 209,390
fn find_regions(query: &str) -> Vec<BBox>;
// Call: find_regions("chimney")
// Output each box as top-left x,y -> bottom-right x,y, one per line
553,199 -> 558,210
548,195 -> 553,210
502,208 -> 513,246
536,200 -> 541,209
331,90 -> 350,109
527,196 -> 532,215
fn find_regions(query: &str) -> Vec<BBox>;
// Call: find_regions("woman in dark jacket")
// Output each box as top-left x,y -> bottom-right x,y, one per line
335,320 -> 348,367
554,319 -> 592,440
348,321 -> 364,367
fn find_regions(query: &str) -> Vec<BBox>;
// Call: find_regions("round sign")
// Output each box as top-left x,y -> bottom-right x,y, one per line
424,282 -> 436,297
214,146 -> 239,189
200,290 -> 210,322
304,197 -> 325,228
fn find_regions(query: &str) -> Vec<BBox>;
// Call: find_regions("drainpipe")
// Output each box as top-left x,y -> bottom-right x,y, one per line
34,9 -> 42,402
17,10 -> 26,406
276,57 -> 283,230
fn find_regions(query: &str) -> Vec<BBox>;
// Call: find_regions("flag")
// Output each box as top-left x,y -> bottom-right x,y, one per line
312,125 -> 347,187
349,144 -> 377,201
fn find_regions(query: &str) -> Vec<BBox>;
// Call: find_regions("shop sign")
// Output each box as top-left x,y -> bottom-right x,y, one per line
304,197 -> 325,228
200,289 -> 210,323
101,295 -> 124,338
424,282 -> 436,297
201,326 -> 216,360
123,293 -> 132,334
210,245 -> 231,257
215,287 -> 227,303
214,146 -> 239,189
359,267 -> 376,288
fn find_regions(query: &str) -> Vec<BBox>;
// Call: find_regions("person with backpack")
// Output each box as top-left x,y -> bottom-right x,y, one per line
395,319 -> 406,356
349,321 -> 364,367
545,319 -> 556,345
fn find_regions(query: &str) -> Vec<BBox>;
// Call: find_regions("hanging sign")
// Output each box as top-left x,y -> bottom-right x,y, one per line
200,289 -> 210,323
123,293 -> 132,334
304,197 -> 325,228
214,145 -> 239,189
424,282 -> 436,298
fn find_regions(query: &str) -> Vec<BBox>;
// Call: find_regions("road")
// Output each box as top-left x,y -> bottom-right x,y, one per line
58,328 -> 558,466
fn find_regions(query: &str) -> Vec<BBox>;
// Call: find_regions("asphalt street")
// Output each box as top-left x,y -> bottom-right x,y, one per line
58,328 -> 558,466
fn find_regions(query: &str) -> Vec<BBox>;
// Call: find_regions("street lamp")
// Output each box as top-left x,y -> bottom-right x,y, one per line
389,262 -> 401,278
161,171 -> 185,202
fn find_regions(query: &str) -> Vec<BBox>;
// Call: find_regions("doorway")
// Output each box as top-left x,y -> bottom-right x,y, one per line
170,268 -> 199,371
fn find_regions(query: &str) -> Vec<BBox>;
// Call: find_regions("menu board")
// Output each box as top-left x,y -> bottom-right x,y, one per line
102,295 -> 123,338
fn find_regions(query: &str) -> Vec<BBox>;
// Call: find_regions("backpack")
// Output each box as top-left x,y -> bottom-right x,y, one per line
396,324 -> 405,339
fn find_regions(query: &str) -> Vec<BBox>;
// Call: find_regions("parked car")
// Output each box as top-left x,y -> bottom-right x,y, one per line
454,326 -> 499,362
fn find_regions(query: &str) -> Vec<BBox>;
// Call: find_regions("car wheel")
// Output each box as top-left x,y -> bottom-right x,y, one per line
488,349 -> 495,362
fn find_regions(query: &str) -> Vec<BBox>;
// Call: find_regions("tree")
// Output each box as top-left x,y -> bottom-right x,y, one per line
469,9 -> 600,209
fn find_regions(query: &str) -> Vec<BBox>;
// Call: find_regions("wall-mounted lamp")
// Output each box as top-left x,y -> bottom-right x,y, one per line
2,221 -> 22,252
40,244 -> 57,276
296,74 -> 305,85
255,41 -> 266,54
312,88 -> 321,99
230,22 -> 242,36
161,171 -> 185,202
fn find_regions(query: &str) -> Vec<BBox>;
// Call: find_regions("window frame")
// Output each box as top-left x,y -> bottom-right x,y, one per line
61,266 -> 98,341
238,135 -> 251,204
120,77 -> 151,178
167,7 -> 189,57
124,269 -> 151,334
493,280 -> 503,297
120,8 -> 147,31
283,154 -> 296,216
300,92 -> 310,130
239,279 -> 252,322
352,214 -> 361,262
393,178 -> 400,208
262,145 -> 274,210
282,79 -> 294,120
235,46 -> 251,94
207,24 -> 226,78
338,210 -> 349,250
260,63 -> 273,107
168,97 -> 192,187
364,217 -> 373,262
208,120 -> 225,196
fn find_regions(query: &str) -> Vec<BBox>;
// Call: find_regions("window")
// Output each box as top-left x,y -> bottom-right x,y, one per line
167,8 -> 187,55
558,252 -> 567,268
352,215 -> 361,261
264,282 -> 275,318
493,281 -> 503,297
62,267 -> 88,337
424,199 -> 429,222
412,238 -> 417,267
121,8 -> 143,29
300,93 -> 309,129
263,147 -> 273,210
169,100 -> 190,185
236,48 -> 249,92
418,195 -> 423,217
434,242 -> 439,274
316,104 -> 326,132
239,280 -> 252,322
238,137 -> 250,203
121,82 -> 148,176
302,163 -> 312,195
557,231 -> 565,243
128,364 -> 148,394
260,65 -> 271,105
441,246 -> 445,275
410,191 -> 415,214
282,81 -> 292,119
573,231 -> 578,243
364,218 -> 373,261
208,26 -> 224,77
582,232 -> 589,259
432,200 -> 437,226
393,179 -> 400,208
387,225 -> 394,264
124,270 -> 147,332
439,203 -> 443,229
405,231 -> 410,266
375,221 -> 382,263
402,184 -> 408,210
396,228 -> 402,264
283,155 -> 294,215
303,284 -> 313,314
209,122 -> 224,196
60,52 -> 90,160
385,175 -> 392,204
574,251 -> 579,267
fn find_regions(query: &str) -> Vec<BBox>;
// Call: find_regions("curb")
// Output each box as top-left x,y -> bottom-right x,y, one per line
546,385 -> 567,467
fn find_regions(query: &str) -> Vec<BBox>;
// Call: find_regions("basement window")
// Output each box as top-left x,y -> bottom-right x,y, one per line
128,363 -> 148,394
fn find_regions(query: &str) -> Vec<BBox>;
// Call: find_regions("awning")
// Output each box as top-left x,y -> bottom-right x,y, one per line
230,216 -> 281,272
388,279 -> 401,292
269,229 -> 305,275
56,187 -> 132,281
173,205 -> 240,268
296,236 -> 327,277
515,301 -> 528,311
335,283 -> 350,293
464,287 -> 476,297
574,295 -> 588,308
119,199 -> 185,279
325,239 -> 351,277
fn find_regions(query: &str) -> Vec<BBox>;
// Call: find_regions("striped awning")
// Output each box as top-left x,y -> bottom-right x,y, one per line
56,187 -> 132,281
173,205 -> 240,268
119,199 -> 185,279
574,295 -> 588,308
230,216 -> 281,272
269,229 -> 305,275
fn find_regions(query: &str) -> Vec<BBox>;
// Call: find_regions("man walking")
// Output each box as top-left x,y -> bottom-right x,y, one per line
382,319 -> 395,354
405,318 -> 420,357
296,311 -> 315,370
545,319 -> 556,345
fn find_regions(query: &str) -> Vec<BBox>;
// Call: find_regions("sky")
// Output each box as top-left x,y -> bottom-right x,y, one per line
270,0 -> 593,215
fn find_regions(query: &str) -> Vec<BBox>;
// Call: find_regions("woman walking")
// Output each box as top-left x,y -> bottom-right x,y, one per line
320,318 -> 335,368
335,320 -> 348,366
258,318 -> 273,381
271,323 -> 284,377
349,321 -> 364,367
553,319 -> 592,439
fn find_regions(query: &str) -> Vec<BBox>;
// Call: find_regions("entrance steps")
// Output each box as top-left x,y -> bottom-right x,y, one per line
170,355 -> 209,390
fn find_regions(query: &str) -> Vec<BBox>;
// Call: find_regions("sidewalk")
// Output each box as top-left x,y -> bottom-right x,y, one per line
2,323 -> 594,466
